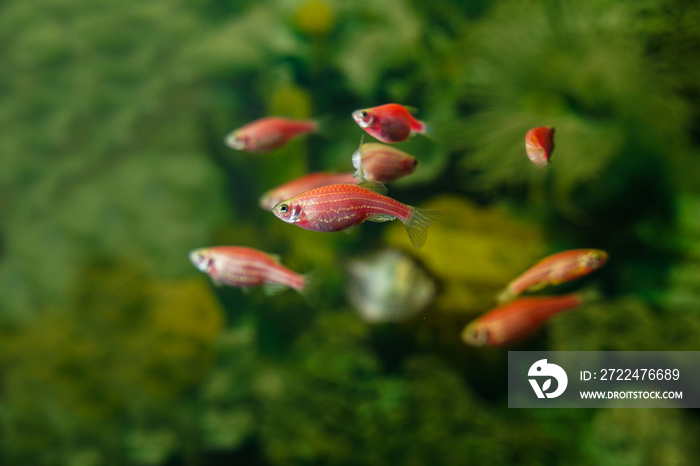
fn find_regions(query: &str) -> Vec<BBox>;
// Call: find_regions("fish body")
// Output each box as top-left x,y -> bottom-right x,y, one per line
259,172 -> 358,211
497,249 -> 608,304
271,182 -> 441,248
525,126 -> 555,167
352,142 -> 418,183
462,294 -> 584,346
351,104 -> 427,143
346,249 -> 437,323
225,117 -> 318,152
189,246 -> 305,293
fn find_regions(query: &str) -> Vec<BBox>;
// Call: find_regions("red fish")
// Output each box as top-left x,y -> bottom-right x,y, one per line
461,294 -> 585,347
352,104 -> 427,143
189,246 -> 307,295
352,142 -> 418,183
497,249 -> 608,304
271,182 -> 442,248
525,126 -> 555,167
224,117 -> 318,153
259,172 -> 358,211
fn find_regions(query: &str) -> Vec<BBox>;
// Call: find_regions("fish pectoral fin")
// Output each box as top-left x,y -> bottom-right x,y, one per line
343,226 -> 356,234
263,282 -> 288,296
358,180 -> 388,195
367,214 -> 396,223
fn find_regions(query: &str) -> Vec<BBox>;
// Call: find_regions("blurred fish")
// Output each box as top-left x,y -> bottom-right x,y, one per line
224,117 -> 318,152
189,246 -> 307,295
271,181 -> 442,248
352,141 -> 418,183
525,126 -> 555,167
346,248 -> 437,323
351,103 -> 427,143
462,294 -> 586,347
259,171 -> 358,211
497,249 -> 609,304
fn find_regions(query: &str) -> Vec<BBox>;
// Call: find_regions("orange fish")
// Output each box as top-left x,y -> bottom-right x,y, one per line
225,117 -> 318,153
352,104 -> 427,143
259,172 -> 358,211
525,126 -> 555,167
189,246 -> 308,295
497,249 -> 608,304
352,142 -> 418,183
461,294 -> 585,347
271,181 -> 442,248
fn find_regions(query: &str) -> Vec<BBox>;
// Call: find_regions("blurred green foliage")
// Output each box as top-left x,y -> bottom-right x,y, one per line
3,0 -> 700,464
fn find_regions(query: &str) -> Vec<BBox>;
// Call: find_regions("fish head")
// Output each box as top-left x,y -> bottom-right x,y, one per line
272,199 -> 304,224
189,248 -> 215,273
461,322 -> 491,347
583,249 -> 609,270
352,109 -> 375,129
224,130 -> 248,150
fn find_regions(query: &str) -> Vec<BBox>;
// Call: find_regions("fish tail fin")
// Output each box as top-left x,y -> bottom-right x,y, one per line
298,271 -> 321,307
403,207 -> 444,248
577,287 -> 603,304
310,114 -> 331,138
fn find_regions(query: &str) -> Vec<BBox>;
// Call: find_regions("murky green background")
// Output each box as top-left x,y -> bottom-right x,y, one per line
3,0 -> 700,464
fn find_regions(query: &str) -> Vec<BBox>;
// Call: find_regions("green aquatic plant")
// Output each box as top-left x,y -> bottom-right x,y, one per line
258,312 -> 507,466
0,262 -> 224,465
385,195 -> 547,315
454,0 -> 688,212
584,408 -> 700,466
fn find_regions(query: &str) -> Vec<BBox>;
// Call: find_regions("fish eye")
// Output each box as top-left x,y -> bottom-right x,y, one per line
279,204 -> 289,213
360,111 -> 368,119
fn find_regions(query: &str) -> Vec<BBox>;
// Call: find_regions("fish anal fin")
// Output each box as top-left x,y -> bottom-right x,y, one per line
263,282 -> 288,296
367,214 -> 396,223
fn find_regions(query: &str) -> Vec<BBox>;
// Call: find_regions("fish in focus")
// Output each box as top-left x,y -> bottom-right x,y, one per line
497,249 -> 609,304
259,171 -> 358,211
346,248 -> 437,323
351,103 -> 427,143
461,294 -> 586,347
271,181 -> 442,248
525,126 -> 555,167
189,246 -> 307,295
224,117 -> 318,152
352,141 -> 418,183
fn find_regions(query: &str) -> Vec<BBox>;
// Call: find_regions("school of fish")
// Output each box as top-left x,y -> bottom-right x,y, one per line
191,103 -> 609,347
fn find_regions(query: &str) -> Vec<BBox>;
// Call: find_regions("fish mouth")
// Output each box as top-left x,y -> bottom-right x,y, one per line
189,249 -> 212,272
224,132 -> 246,150
258,194 -> 274,211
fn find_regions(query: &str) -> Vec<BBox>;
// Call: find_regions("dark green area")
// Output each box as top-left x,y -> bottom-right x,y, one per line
3,0 -> 700,464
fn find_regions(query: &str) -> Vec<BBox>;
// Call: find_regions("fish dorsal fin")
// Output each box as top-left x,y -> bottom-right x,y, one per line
359,180 -> 388,195
403,105 -> 419,115
266,253 -> 282,263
